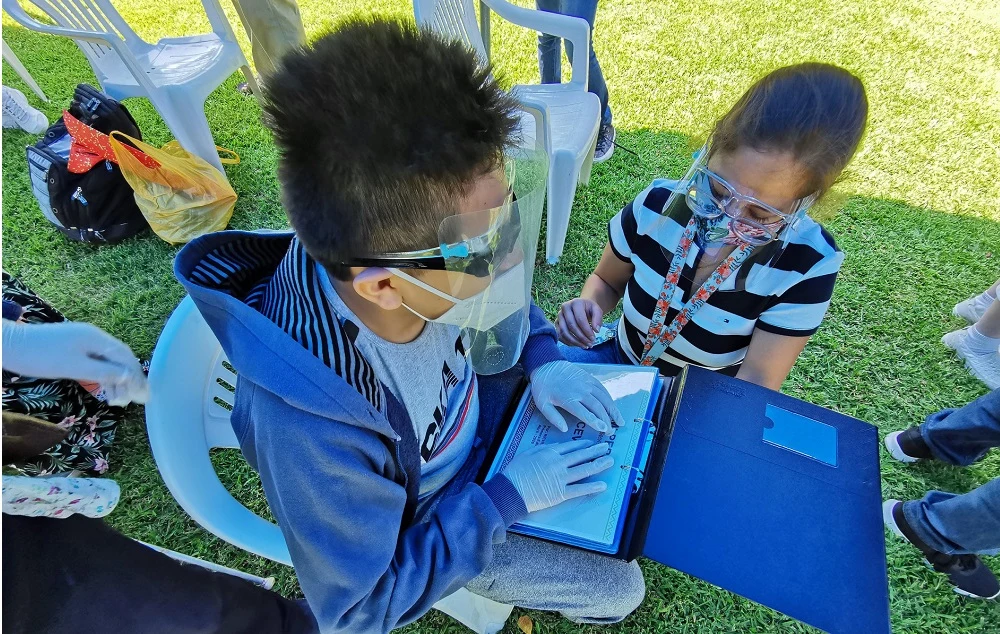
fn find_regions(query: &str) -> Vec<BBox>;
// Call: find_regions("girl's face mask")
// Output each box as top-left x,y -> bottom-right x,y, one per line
686,167 -> 806,247
694,213 -> 771,250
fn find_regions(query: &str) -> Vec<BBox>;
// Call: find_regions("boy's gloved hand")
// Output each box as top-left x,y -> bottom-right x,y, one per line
529,360 -> 625,433
2,319 -> 149,406
501,440 -> 613,513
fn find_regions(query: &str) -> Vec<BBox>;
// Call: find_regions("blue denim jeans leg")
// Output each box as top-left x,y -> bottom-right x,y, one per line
557,337 -> 624,365
902,389 -> 1000,555
535,0 -> 612,125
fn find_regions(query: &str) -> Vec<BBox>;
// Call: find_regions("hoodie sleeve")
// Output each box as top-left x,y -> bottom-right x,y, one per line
243,385 -> 526,634
518,301 -> 564,376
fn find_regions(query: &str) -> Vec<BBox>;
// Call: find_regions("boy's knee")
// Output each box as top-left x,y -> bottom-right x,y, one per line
589,559 -> 645,622
616,560 -> 646,616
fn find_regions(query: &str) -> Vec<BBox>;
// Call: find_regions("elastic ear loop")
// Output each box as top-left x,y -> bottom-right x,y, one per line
388,268 -> 460,303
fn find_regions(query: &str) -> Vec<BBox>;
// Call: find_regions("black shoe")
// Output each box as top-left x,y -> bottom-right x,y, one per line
594,122 -> 615,163
884,426 -> 933,463
883,500 -> 1000,599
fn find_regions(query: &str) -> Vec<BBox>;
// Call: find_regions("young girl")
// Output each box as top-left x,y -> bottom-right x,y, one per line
558,63 -> 868,389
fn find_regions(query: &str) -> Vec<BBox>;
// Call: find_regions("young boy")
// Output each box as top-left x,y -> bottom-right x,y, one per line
176,18 -> 645,633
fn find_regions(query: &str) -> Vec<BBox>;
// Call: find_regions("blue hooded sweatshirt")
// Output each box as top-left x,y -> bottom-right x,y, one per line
175,230 -> 562,633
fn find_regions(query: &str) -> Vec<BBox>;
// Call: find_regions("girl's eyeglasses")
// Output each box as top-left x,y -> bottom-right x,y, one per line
685,167 -> 816,246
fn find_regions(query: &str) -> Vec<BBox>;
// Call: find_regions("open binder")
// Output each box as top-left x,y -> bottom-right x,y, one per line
481,364 -> 891,634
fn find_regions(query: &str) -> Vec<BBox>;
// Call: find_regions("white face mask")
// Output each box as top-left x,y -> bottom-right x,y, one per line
390,261 -> 527,331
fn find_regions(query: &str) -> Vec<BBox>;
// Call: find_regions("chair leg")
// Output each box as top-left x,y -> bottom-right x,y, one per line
545,150 -> 580,264
157,94 -> 226,175
137,541 -> 275,589
578,126 -> 599,186
2,40 -> 48,102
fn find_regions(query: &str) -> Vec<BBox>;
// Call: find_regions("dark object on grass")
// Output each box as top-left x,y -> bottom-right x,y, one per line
2,412 -> 69,463
25,84 -> 149,244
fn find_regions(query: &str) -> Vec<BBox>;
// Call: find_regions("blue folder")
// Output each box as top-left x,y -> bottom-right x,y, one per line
639,365 -> 891,634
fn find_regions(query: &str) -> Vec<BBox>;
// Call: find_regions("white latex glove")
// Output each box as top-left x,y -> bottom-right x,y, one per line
501,440 -> 614,513
529,360 -> 625,433
2,319 -> 149,406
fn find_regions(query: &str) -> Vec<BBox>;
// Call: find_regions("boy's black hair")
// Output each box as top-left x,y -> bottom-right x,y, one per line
710,63 -> 868,199
262,18 -> 520,280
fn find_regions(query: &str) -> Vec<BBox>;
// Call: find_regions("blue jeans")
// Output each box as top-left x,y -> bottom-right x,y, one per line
535,0 -> 612,126
420,366 -> 645,623
557,338 -> 624,364
903,389 -> 1000,555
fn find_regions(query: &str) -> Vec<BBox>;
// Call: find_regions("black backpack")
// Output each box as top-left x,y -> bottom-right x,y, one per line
26,84 -> 149,244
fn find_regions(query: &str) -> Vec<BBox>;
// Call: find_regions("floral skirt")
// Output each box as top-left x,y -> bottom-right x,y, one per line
2,272 -> 129,475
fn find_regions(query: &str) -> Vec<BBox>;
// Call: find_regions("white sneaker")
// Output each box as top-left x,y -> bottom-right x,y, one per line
942,328 -> 1000,389
953,293 -> 995,324
2,86 -> 48,134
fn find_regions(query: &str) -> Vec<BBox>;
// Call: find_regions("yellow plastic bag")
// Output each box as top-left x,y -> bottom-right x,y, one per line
109,131 -> 239,245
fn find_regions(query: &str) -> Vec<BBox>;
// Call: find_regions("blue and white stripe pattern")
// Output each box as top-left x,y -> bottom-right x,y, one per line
188,235 -> 385,411
609,179 -> 844,375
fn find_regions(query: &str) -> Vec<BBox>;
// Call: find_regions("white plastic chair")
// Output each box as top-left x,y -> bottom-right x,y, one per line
2,0 -> 256,175
414,0 -> 601,263
146,296 -> 514,634
2,38 -> 49,101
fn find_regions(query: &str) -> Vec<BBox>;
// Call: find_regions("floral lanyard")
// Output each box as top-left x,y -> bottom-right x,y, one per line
639,217 -> 755,366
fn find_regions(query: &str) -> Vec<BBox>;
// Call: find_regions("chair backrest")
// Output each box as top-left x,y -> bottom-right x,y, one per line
413,0 -> 488,63
11,0 -> 146,76
146,296 -> 292,565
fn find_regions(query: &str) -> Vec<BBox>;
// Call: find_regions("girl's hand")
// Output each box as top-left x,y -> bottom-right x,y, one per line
557,298 -> 603,348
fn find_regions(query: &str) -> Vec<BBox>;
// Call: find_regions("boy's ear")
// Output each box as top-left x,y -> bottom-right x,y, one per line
352,268 -> 404,310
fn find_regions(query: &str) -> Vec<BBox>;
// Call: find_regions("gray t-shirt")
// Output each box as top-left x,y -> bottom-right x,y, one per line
317,268 -> 479,498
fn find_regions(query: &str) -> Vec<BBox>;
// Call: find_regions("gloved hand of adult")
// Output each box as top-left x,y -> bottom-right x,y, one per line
501,440 -> 613,513
529,360 -> 625,433
2,319 -> 149,406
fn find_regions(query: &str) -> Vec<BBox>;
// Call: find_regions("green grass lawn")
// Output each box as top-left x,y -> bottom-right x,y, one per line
3,0 -> 1000,631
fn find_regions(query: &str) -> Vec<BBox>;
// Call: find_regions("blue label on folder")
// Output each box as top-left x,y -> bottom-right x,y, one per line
762,404 -> 838,467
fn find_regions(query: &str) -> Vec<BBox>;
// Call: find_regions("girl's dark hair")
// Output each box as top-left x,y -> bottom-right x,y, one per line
709,63 -> 868,198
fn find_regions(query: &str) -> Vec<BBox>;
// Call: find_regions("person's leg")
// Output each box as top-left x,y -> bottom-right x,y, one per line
919,389 -> 1000,466
954,278 -> 1000,324
2,514 -> 317,633
535,0 -> 562,84
558,0 -> 611,124
976,296 -> 1000,338
465,533 -> 645,623
231,0 -> 307,77
942,299 -> 1000,389
901,478 -> 1000,556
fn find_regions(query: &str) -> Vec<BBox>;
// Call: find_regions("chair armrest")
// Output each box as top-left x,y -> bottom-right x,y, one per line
511,90 -> 550,153
2,0 -> 113,44
482,0 -> 590,91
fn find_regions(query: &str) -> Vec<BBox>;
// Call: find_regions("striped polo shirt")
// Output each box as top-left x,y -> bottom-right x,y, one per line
609,179 -> 843,376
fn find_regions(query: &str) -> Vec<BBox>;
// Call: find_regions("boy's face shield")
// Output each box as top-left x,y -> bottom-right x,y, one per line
347,149 -> 548,375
